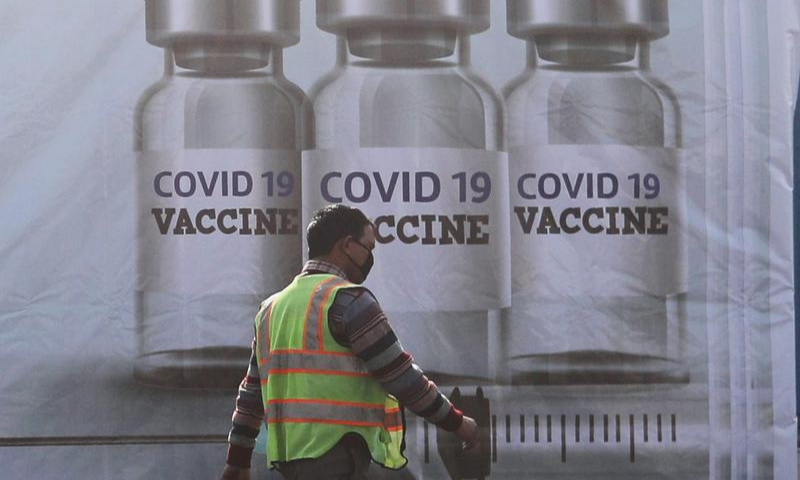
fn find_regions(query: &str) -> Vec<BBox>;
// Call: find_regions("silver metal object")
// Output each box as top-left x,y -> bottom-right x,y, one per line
146,0 -> 300,70
507,0 -> 669,40
317,0 -> 490,34
146,0 -> 300,48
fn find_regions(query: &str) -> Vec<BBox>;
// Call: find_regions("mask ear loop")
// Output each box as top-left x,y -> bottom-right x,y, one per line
343,237 -> 370,278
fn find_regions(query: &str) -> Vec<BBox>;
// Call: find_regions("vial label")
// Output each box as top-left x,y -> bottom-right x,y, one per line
510,145 -> 687,297
303,148 -> 511,312
506,145 -> 687,356
137,149 -> 301,352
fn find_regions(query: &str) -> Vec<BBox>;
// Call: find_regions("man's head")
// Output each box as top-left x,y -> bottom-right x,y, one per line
306,204 -> 376,284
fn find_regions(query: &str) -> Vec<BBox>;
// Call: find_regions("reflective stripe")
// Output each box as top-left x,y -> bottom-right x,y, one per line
384,407 -> 403,430
262,351 -> 367,373
300,276 -> 341,350
269,368 -> 370,378
256,299 -> 275,365
271,349 -> 354,357
305,279 -> 350,351
384,416 -> 402,430
268,414 -> 403,432
268,398 -> 384,409
267,400 -> 385,424
266,399 -> 401,432
263,301 -> 273,351
268,418 -> 384,428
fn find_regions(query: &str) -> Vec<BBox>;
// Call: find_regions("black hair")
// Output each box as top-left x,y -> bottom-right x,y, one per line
306,204 -> 374,259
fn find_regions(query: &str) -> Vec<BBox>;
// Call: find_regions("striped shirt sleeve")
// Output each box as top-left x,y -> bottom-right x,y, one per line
225,335 -> 264,468
328,288 -> 464,432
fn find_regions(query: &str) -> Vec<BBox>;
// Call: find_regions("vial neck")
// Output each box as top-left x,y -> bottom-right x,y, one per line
338,27 -> 468,66
168,42 -> 280,75
527,35 -> 651,70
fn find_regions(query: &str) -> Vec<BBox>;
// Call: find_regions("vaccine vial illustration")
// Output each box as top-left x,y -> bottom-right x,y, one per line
303,0 -> 511,384
503,0 -> 687,384
135,0 -> 308,388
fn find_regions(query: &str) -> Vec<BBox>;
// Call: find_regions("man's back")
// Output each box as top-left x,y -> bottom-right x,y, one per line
255,273 -> 406,469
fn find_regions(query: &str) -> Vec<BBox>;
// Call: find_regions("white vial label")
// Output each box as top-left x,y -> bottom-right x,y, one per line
507,145 -> 687,356
303,148 -> 511,312
510,145 -> 687,298
137,150 -> 301,350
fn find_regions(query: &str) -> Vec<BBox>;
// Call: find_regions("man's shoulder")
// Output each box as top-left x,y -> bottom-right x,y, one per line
328,286 -> 384,341
331,285 -> 385,325
333,284 -> 376,308
259,291 -> 283,310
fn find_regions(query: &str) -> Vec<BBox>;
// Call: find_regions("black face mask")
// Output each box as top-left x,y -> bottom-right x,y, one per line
345,240 -> 374,282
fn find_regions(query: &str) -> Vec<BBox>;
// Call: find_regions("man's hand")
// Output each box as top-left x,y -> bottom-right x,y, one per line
455,415 -> 480,450
219,464 -> 250,480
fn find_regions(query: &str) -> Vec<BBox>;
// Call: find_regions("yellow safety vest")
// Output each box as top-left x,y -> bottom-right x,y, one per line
255,274 -> 407,469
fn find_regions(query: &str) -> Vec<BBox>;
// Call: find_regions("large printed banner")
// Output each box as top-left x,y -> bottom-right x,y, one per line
0,1 -> 798,480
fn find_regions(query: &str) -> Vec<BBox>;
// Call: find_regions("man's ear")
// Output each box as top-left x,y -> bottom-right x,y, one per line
335,235 -> 352,253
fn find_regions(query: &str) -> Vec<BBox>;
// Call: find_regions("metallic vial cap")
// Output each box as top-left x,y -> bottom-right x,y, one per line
317,0 -> 490,35
146,0 -> 301,49
507,0 -> 669,40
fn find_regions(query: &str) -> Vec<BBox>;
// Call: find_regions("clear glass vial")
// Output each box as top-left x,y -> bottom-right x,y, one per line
135,0 -> 310,388
310,0 -> 505,384
503,0 -> 687,384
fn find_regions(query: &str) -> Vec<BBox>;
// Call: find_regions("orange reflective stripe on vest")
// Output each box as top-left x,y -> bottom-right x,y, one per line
302,277 -> 349,351
267,398 -> 385,425
260,350 -> 367,374
384,407 -> 403,432
266,399 -> 403,433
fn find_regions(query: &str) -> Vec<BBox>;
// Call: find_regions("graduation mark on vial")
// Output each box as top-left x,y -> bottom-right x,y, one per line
320,171 -> 491,204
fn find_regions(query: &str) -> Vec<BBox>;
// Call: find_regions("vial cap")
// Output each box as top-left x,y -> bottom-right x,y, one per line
146,0 -> 301,48
507,0 -> 669,40
317,0 -> 490,35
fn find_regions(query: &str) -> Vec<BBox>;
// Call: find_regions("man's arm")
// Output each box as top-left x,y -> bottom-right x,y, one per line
329,288 -> 464,432
221,336 -> 263,476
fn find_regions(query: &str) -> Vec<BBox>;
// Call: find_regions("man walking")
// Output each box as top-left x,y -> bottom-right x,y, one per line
220,204 -> 479,480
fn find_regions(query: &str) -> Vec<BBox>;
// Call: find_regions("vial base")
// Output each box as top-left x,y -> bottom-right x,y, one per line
508,352 -> 689,385
134,346 -> 250,389
503,295 -> 687,385
135,291 -> 258,389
